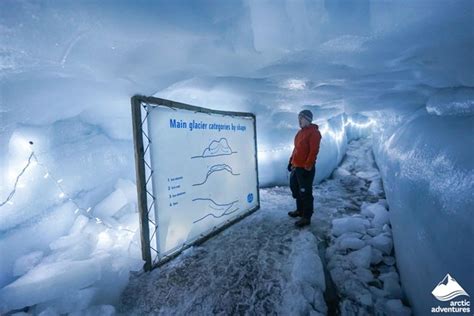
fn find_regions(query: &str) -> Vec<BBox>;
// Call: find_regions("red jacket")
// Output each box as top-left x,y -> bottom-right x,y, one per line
290,124 -> 322,169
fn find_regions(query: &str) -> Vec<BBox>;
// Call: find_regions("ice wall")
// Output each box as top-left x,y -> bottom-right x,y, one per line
0,122 -> 142,313
372,109 -> 474,314
257,113 -> 374,186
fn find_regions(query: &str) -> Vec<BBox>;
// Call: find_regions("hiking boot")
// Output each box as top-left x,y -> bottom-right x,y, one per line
288,210 -> 302,218
295,217 -> 311,228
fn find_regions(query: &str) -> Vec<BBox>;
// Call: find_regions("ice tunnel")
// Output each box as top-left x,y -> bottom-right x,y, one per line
1,0 -> 473,315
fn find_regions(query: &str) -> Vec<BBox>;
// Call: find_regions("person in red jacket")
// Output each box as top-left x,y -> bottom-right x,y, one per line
287,110 -> 322,227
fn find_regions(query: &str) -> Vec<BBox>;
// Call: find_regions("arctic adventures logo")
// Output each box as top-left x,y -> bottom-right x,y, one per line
431,273 -> 470,313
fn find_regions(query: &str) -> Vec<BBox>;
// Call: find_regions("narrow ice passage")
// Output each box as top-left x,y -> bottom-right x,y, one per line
119,138 -> 410,315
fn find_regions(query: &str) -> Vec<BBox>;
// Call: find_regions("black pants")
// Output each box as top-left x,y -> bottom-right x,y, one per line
290,167 -> 315,219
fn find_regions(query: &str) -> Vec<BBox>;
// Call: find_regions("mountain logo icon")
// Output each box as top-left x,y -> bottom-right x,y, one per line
432,274 -> 470,301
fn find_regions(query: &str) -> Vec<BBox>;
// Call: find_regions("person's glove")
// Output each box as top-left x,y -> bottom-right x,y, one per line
287,162 -> 292,172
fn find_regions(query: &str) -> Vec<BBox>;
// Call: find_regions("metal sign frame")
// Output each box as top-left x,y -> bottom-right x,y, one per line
131,95 -> 260,271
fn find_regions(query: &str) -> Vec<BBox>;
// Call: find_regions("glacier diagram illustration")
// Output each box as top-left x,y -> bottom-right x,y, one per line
192,198 -> 240,224
192,164 -> 240,186
191,138 -> 237,159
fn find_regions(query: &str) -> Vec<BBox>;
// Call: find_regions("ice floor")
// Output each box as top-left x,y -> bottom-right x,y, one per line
119,138 -> 411,315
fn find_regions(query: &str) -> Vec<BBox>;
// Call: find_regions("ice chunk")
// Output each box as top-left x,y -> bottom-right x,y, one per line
36,287 -> 97,315
384,299 -> 411,316
379,271 -> 399,283
49,233 -> 83,251
69,304 -> 116,316
371,248 -> 384,265
90,255 -> 134,305
115,212 -> 139,231
115,179 -> 137,204
0,202 -> 76,288
291,232 -> 325,291
356,292 -> 373,306
383,256 -> 396,266
382,224 -> 391,233
360,202 -> 375,218
365,203 -> 390,227
13,251 -> 44,277
280,231 -> 327,315
340,299 -> 360,315
0,258 -> 101,313
379,272 -> 402,299
95,230 -> 115,251
333,167 -> 351,177
338,237 -> 365,251
356,170 -> 379,181
354,267 -> 374,283
113,204 -> 137,223
368,178 -> 383,195
367,227 -> 382,237
368,234 -> 393,255
335,232 -> 364,241
69,215 -> 90,235
383,279 -> 402,299
331,217 -> 369,236
46,239 -> 95,263
93,188 -> 129,219
347,245 -> 372,269
369,285 -> 386,296
329,267 -> 346,286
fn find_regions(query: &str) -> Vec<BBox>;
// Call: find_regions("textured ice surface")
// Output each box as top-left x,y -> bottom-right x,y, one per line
364,203 -> 390,227
12,251 -> 44,277
331,217 -> 370,237
384,299 -> 411,316
373,109 -> 474,314
93,188 -> 128,219
426,87 -> 474,116
0,258 -> 101,312
0,177 -> 142,314
346,246 -> 372,269
368,234 -> 393,255
0,202 -> 76,287
338,237 -> 365,251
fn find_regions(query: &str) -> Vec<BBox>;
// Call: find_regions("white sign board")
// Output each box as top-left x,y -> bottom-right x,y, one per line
145,104 -> 259,257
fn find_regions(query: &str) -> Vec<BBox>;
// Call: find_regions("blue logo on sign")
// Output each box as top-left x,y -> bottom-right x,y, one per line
247,193 -> 254,203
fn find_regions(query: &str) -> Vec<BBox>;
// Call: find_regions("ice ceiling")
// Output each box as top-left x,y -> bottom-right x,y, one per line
2,0 -> 473,143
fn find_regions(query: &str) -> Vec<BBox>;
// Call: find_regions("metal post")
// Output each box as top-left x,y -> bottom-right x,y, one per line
131,97 -> 152,271
252,114 -> 261,207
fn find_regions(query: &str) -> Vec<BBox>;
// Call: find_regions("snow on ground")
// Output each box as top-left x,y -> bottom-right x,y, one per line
323,139 -> 411,315
119,188 -> 327,315
119,138 -> 411,315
